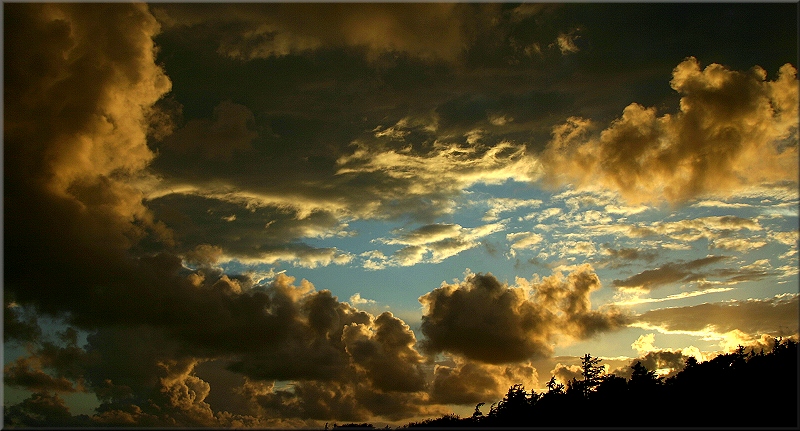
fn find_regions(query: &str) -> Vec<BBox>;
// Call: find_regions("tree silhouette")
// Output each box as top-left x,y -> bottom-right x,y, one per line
397,338 -> 798,429
628,360 -> 661,391
545,376 -> 564,394
580,353 -> 604,397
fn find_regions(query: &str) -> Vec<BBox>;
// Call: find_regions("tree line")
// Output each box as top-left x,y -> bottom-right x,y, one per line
399,337 -> 798,428
324,338 -> 797,428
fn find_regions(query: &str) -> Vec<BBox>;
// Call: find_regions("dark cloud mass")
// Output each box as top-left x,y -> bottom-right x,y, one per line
419,266 -> 628,364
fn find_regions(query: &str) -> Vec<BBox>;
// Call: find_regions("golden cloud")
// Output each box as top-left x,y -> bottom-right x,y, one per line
541,58 -> 798,204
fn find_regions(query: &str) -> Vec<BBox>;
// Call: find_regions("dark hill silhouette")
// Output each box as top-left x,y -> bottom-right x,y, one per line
402,338 -> 798,428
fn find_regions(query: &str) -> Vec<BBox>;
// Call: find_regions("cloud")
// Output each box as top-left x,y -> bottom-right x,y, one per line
612,255 -> 730,291
4,357 -> 78,393
482,198 -> 542,221
369,222 -> 506,268
610,350 -> 691,380
597,246 -> 659,269
3,392 -> 88,427
634,294 -> 799,338
612,287 -> 735,307
710,237 -> 767,252
5,303 -> 43,344
163,100 -> 257,160
5,3 -> 796,427
385,224 -> 463,246
604,204 -> 651,215
550,363 -> 583,386
4,272 -> 438,425
639,216 -> 763,243
507,232 -> 544,251
342,312 -> 427,393
4,3 -> 174,285
430,358 -> 538,405
145,136 -> 541,253
349,293 -> 377,306
418,266 -> 628,364
631,333 -> 657,355
540,58 -> 798,204
154,4 -> 473,62
419,272 -> 552,364
336,141 -> 542,206
554,31 -> 580,54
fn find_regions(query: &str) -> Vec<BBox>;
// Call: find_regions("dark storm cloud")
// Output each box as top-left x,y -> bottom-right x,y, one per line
133,4 -> 592,235
418,266 -> 628,364
4,357 -> 78,393
419,272 -> 553,363
4,1 -> 174,315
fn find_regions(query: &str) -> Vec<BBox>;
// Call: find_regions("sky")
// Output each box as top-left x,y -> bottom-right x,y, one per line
3,2 -> 799,428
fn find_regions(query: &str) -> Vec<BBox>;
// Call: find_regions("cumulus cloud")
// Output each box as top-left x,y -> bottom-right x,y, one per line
4,273 -> 438,425
430,358 -> 538,405
541,58 -> 799,204
349,293 -> 377,306
5,3 -> 174,279
419,266 -> 628,364
343,312 -> 427,393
